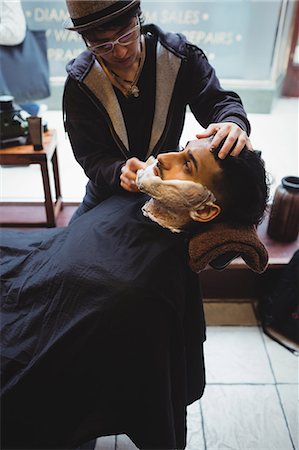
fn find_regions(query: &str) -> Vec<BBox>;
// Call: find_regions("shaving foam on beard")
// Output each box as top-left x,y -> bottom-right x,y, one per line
136,157 -> 216,211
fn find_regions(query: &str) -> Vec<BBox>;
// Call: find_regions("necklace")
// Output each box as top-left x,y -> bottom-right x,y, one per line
111,67 -> 141,98
100,38 -> 145,98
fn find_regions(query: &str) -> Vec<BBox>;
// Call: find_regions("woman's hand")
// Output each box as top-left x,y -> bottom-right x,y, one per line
120,157 -> 146,192
196,122 -> 253,159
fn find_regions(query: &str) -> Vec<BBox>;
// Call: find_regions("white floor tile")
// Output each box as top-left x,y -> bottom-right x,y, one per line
201,384 -> 293,450
186,400 -> 205,450
263,334 -> 299,383
277,384 -> 299,449
204,326 -> 275,383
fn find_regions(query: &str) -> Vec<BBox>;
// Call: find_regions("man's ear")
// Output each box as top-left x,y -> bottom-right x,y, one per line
189,203 -> 221,222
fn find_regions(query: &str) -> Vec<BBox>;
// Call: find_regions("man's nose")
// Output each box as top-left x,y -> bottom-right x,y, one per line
112,44 -> 128,58
157,152 -> 177,170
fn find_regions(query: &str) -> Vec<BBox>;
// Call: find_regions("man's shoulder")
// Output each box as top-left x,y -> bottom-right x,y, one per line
144,23 -> 206,60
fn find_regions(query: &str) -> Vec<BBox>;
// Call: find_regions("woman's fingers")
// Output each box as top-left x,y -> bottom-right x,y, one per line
196,122 -> 253,159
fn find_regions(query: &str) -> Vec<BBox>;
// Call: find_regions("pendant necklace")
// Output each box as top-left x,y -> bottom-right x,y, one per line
111,69 -> 141,98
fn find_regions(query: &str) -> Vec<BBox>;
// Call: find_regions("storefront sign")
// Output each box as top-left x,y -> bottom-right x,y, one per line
22,0 -> 283,81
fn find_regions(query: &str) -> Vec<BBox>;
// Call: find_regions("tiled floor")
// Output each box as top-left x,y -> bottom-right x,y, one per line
94,317 -> 298,450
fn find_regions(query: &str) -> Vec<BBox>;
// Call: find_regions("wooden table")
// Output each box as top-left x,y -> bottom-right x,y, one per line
0,130 -> 63,227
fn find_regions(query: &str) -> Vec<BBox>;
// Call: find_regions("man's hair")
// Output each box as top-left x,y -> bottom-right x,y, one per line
211,140 -> 269,226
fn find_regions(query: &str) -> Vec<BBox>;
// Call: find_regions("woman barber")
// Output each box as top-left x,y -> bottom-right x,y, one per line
63,0 -> 253,221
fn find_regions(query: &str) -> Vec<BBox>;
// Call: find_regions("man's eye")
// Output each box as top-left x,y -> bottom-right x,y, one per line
184,160 -> 192,172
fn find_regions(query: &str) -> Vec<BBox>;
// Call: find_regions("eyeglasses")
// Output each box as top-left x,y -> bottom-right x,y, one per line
86,21 -> 140,56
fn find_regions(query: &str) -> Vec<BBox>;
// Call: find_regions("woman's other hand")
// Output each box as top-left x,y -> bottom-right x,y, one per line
120,157 -> 146,192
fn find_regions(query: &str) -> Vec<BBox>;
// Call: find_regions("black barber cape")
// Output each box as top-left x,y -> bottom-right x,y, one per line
1,194 -> 206,450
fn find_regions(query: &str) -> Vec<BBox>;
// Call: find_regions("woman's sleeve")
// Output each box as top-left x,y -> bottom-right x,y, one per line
186,45 -> 251,135
0,0 -> 26,46
64,77 -> 126,193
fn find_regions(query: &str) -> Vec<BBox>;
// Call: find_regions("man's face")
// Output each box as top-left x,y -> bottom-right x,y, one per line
137,138 -> 222,223
156,138 -> 222,189
84,17 -> 140,71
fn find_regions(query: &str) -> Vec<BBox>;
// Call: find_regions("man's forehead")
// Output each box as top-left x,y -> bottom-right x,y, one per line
186,138 -> 221,177
186,138 -> 211,151
185,138 -> 213,163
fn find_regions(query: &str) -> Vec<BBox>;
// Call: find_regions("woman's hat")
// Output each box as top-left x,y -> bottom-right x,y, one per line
64,0 -> 140,32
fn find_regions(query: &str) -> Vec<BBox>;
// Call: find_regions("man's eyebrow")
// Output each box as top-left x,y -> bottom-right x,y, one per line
187,149 -> 198,172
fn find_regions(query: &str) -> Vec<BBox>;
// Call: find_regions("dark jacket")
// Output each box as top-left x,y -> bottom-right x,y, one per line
64,24 -> 250,197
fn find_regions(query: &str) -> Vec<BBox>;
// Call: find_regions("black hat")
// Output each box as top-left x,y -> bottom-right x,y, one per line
64,0 -> 140,32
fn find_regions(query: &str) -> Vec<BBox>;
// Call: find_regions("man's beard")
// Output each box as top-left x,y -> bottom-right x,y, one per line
136,158 -> 216,211
136,158 -> 217,232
